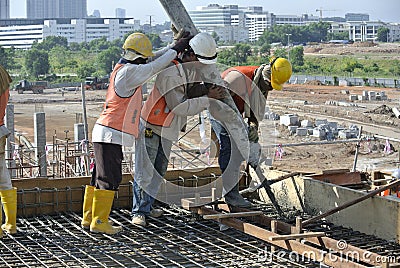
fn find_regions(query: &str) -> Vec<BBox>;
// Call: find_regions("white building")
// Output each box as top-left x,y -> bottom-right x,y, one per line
190,4 -> 272,42
329,20 -> 399,42
0,18 -> 140,49
348,21 -> 385,42
244,13 -> 273,42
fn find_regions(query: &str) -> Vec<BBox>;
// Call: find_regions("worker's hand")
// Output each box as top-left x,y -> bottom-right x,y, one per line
171,23 -> 191,40
207,84 -> 225,100
186,83 -> 209,99
171,36 -> 192,53
248,122 -> 259,143
171,23 -> 179,36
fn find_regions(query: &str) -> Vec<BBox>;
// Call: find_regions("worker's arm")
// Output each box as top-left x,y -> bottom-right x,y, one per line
149,44 -> 173,60
161,75 -> 211,117
114,49 -> 177,97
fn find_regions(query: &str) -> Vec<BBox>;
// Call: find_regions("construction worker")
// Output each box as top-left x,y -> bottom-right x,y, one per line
81,32 -> 192,234
0,65 -> 17,238
211,57 -> 292,207
131,32 -> 225,227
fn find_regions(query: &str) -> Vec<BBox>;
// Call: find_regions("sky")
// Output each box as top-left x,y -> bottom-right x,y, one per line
9,0 -> 400,23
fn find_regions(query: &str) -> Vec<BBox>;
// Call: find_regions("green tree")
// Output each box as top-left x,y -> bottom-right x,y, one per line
76,61 -> 96,79
327,31 -> 349,41
273,48 -> 288,58
147,33 -> 163,49
25,49 -> 49,78
232,44 -> 252,65
96,46 -> 121,75
259,43 -> 271,55
0,46 -> 15,69
376,27 -> 390,42
289,46 -> 304,70
33,36 -> 68,51
89,37 -> 112,51
389,62 -> 400,77
342,59 -> 364,77
257,22 -> 330,45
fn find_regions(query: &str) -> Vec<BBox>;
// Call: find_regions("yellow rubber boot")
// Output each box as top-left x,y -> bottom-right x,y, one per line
81,185 -> 95,229
0,203 -> 2,238
90,189 -> 122,234
1,187 -> 17,234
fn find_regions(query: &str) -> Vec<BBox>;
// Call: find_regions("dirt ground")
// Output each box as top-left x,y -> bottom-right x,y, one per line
303,42 -> 400,59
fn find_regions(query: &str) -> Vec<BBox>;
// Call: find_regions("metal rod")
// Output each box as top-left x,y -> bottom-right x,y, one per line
262,138 -> 360,149
80,83 -> 89,176
352,126 -> 363,172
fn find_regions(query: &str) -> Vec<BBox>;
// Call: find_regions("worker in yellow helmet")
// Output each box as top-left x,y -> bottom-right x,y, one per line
81,32 -> 192,235
0,65 -> 17,238
211,57 -> 292,207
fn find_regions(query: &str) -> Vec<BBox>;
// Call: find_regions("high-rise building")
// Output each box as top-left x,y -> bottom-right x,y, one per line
0,0 -> 10,19
27,0 -> 87,19
189,4 -> 273,42
115,8 -> 126,18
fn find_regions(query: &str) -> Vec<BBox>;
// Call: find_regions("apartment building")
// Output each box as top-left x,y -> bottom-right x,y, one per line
0,18 -> 139,48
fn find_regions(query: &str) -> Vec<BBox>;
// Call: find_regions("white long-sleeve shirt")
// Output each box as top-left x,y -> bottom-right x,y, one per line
92,46 -> 177,146
144,61 -> 210,141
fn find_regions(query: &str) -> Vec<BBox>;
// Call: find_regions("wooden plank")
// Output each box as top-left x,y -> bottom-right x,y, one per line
308,171 -> 362,186
269,232 -> 325,241
203,211 -> 262,220
322,169 -> 351,175
181,196 -> 214,209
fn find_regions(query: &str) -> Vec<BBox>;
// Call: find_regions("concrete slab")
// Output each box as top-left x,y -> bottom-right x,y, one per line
263,173 -> 400,243
303,179 -> 400,243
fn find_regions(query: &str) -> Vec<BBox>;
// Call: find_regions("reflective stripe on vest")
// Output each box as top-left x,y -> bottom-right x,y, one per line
221,66 -> 259,113
96,63 -> 142,138
141,60 -> 180,127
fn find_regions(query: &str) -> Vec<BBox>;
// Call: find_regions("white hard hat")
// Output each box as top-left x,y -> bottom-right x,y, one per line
189,32 -> 217,64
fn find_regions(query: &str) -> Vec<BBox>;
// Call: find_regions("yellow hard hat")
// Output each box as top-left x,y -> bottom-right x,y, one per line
122,33 -> 154,58
269,57 -> 292,90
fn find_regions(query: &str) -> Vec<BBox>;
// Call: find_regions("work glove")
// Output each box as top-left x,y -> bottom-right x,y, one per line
171,36 -> 192,53
171,24 -> 189,41
248,122 -> 259,143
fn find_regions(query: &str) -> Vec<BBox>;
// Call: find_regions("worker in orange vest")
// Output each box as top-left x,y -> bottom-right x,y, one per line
81,32 -> 192,235
211,57 -> 292,207
131,32 -> 225,227
0,65 -> 17,238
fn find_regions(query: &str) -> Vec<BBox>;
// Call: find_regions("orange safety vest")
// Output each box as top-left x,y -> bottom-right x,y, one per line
96,63 -> 142,138
141,60 -> 180,127
0,89 -> 9,126
221,66 -> 259,113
